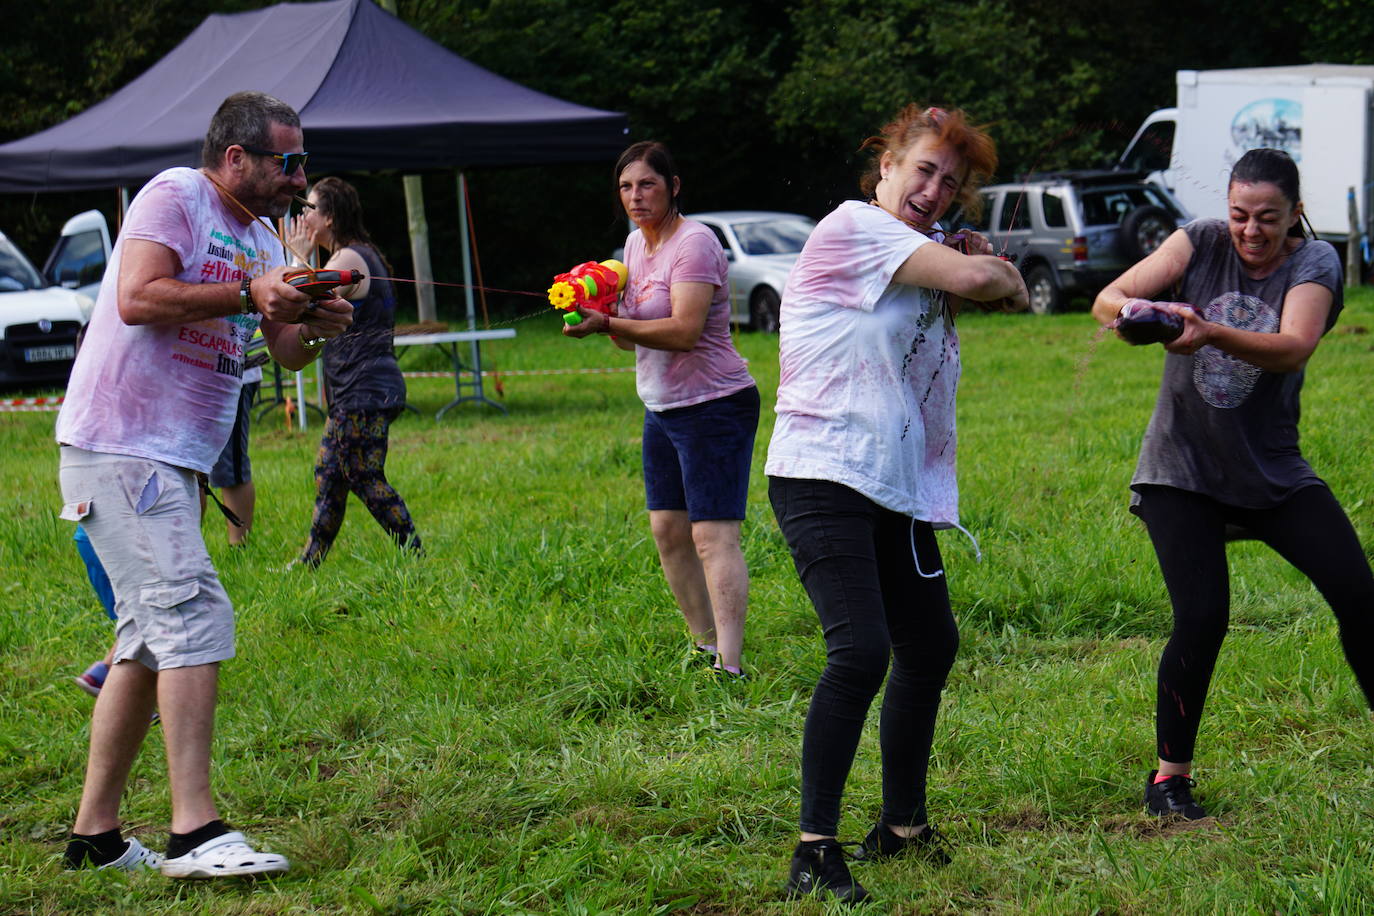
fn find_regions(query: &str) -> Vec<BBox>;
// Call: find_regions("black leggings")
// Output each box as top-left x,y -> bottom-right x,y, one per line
1137,484 -> 1374,763
769,477 -> 959,836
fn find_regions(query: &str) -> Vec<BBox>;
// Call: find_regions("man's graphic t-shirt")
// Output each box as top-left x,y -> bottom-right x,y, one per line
57,168 -> 282,473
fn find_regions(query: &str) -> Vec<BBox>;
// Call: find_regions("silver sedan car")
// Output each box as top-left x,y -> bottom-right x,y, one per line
688,211 -> 815,332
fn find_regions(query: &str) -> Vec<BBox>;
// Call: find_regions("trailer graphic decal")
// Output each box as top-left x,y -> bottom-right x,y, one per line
1230,99 -> 1302,162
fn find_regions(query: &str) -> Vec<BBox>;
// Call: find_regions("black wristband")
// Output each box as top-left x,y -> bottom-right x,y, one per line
239,277 -> 257,315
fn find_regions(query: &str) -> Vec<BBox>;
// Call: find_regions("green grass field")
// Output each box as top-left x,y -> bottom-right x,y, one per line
4,294 -> 1374,914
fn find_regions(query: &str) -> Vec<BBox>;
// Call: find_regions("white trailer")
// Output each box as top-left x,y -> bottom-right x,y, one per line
1119,64 -> 1374,244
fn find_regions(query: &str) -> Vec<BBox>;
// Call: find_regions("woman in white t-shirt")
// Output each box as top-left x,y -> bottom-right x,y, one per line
766,105 -> 1027,905
563,141 -> 759,678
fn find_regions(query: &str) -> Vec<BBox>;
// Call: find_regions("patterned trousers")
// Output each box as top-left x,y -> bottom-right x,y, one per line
299,406 -> 421,566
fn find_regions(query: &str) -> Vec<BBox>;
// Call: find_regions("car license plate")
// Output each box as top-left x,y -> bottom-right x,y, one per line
24,344 -> 75,363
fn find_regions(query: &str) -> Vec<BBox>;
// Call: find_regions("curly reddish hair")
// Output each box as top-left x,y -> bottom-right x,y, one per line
857,104 -> 998,221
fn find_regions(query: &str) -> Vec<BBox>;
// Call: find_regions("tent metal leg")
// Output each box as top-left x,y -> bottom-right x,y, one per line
433,337 -> 507,418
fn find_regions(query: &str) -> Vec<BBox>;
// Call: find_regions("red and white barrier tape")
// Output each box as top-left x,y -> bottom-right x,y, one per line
2,367 -> 636,411
401,366 -> 635,379
0,395 -> 64,413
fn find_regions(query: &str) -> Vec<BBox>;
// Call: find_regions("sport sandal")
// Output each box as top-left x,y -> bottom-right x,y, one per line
99,836 -> 163,872
159,831 -> 289,879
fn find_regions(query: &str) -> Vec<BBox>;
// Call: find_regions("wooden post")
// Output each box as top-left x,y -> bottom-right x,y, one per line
1348,185 -> 1361,287
403,175 -> 437,321
378,0 -> 437,322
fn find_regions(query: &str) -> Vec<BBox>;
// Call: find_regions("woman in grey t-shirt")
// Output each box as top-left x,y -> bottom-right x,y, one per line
1092,148 -> 1374,821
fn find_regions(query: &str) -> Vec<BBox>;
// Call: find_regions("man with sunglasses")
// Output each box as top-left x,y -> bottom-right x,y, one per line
55,91 -> 352,879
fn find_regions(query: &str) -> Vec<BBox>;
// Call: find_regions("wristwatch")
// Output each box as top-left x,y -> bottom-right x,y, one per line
239,277 -> 257,315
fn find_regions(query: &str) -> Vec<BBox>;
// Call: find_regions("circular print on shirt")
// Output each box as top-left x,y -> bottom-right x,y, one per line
1192,290 -> 1278,408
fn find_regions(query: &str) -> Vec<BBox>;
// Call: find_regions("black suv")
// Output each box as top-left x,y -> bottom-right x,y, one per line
953,171 -> 1189,313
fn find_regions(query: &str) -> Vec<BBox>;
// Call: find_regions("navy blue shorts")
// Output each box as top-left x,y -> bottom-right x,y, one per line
209,381 -> 259,488
642,386 -> 760,521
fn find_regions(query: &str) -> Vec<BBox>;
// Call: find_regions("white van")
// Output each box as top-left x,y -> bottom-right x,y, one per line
1119,64 -> 1374,244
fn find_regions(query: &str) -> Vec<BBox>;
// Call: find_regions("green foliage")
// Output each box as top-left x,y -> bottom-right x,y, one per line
0,0 -> 266,145
5,291 -> 1374,911
768,0 -> 1111,186
1295,0 -> 1374,64
2,0 -> 1371,336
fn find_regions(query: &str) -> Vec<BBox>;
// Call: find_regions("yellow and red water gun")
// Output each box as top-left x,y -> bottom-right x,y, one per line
547,259 -> 628,325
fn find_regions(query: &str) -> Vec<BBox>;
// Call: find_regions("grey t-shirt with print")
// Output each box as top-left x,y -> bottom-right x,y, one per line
1130,218 -> 1343,509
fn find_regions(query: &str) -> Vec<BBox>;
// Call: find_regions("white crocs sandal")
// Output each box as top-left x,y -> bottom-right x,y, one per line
159,830 -> 289,879
98,836 -> 163,872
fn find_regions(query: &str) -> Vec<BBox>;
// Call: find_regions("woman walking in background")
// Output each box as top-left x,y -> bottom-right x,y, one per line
767,104 -> 1026,904
562,141 -> 759,679
289,177 -> 421,567
1093,148 -> 1374,820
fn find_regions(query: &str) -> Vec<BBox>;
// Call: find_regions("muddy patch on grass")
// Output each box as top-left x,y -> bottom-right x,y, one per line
983,806 -> 1052,832
1098,813 -> 1223,838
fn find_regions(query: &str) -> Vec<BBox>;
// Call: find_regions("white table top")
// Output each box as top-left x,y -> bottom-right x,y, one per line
394,329 -> 516,346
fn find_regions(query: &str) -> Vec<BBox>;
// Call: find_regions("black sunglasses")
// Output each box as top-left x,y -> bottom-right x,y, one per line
240,145 -> 309,175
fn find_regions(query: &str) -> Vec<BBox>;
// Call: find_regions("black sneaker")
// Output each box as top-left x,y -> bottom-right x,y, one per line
786,839 -> 869,905
851,823 -> 951,866
1144,770 -> 1208,819
711,664 -> 749,682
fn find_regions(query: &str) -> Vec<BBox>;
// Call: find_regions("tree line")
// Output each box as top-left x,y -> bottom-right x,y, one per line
2,0 -> 1370,315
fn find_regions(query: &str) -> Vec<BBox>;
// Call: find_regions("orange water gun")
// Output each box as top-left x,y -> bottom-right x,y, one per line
283,268 -> 363,300
547,259 -> 628,325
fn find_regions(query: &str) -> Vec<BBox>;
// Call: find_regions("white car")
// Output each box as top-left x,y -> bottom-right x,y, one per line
688,211 -> 815,332
1,211 -> 110,389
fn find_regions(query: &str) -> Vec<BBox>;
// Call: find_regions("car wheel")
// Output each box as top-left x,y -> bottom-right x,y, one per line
1117,205 -> 1177,262
1026,264 -> 1061,315
750,287 -> 781,333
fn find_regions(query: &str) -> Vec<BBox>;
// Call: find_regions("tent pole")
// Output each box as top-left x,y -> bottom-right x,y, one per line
457,170 -> 476,332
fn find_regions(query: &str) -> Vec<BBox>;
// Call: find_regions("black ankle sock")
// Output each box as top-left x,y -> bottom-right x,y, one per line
63,828 -> 125,869
166,819 -> 229,859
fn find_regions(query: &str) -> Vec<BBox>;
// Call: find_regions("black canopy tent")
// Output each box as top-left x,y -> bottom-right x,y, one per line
0,0 -> 628,190
0,0 -> 628,376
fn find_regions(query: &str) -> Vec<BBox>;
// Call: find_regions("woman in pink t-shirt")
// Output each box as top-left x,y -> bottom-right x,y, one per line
563,141 -> 758,678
